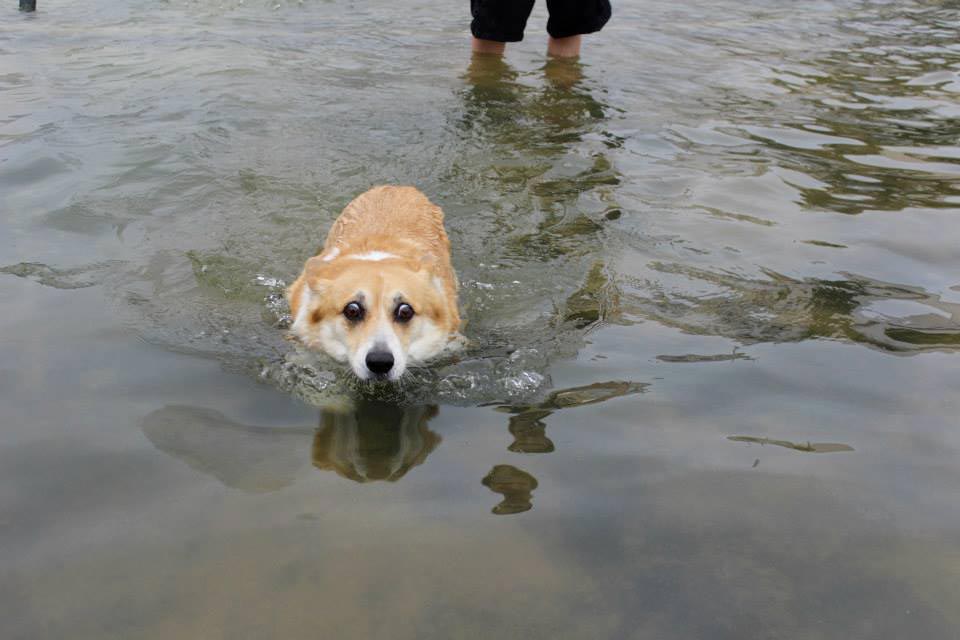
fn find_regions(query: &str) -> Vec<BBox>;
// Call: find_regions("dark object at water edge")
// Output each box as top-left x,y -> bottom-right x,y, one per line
20,0 -> 36,12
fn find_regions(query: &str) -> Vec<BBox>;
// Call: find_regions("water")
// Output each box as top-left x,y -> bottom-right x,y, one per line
2,0 -> 960,637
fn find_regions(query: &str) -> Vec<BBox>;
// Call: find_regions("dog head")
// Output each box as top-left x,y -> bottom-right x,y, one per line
287,251 -> 460,381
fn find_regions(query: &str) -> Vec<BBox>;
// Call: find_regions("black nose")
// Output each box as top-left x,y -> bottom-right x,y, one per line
365,350 -> 394,376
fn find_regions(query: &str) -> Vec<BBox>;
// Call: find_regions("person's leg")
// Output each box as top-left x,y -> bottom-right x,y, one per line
546,34 -> 581,57
472,38 -> 506,55
544,0 -> 611,57
470,0 -> 536,54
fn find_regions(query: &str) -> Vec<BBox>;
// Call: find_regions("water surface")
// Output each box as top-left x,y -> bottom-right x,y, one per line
2,0 -> 960,638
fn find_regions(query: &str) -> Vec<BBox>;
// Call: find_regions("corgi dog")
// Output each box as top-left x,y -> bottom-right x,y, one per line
287,186 -> 461,381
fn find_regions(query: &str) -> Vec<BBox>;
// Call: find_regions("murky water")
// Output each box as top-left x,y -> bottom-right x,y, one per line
3,0 -> 960,637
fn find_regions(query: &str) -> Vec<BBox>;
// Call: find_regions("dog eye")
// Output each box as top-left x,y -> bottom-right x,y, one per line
343,301 -> 364,322
394,303 -> 415,323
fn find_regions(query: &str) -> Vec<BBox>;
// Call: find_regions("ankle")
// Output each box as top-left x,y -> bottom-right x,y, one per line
472,37 -> 506,55
547,35 -> 581,58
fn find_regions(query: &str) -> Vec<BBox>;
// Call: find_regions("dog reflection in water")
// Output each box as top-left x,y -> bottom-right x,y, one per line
312,402 -> 441,483
140,401 -> 441,492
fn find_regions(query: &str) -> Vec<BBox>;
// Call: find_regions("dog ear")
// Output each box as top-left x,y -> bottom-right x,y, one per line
303,255 -> 335,291
286,275 -> 307,321
414,253 -> 449,297
287,257 -> 334,321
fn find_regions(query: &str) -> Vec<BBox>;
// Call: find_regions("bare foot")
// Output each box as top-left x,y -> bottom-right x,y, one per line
472,37 -> 506,55
547,34 -> 581,58
543,56 -> 583,89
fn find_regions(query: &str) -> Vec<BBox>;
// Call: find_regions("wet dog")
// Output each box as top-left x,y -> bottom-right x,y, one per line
287,186 -> 462,381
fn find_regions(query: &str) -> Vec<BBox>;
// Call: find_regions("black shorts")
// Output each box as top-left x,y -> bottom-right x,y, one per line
471,0 -> 612,42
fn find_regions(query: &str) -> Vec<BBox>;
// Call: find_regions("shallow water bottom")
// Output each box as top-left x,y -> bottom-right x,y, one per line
3,275 -> 959,639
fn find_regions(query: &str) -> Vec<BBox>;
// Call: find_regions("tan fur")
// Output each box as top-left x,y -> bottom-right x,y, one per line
287,186 -> 461,379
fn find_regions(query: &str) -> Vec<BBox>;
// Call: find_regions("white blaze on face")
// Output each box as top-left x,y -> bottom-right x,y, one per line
350,308 -> 407,381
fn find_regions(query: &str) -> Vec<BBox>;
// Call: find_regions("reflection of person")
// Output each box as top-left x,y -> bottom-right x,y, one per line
471,0 -> 612,58
508,409 -> 555,453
